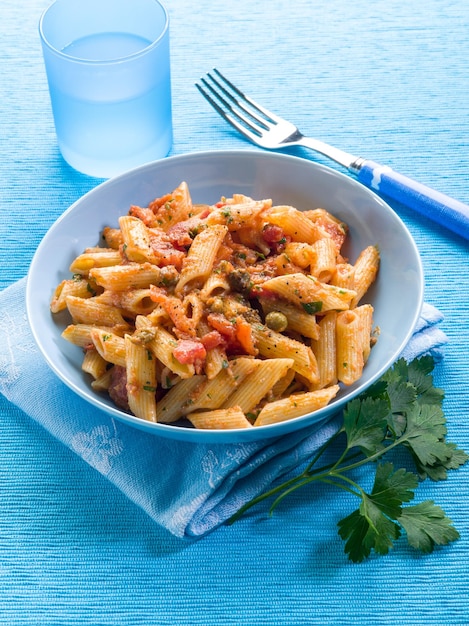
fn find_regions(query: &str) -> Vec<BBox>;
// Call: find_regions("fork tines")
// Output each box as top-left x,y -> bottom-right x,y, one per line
195,69 -> 274,138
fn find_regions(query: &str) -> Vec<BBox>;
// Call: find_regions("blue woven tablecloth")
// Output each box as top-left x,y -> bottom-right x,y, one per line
1,1 -> 469,624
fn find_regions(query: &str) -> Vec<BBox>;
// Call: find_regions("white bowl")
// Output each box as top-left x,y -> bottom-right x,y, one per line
26,150 -> 424,443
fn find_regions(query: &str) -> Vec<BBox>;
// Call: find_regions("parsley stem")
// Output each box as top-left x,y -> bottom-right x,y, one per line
318,477 -> 362,499
306,449 -> 363,477
336,437 -> 403,474
269,476 -> 318,514
228,473 -> 311,523
304,426 -> 345,473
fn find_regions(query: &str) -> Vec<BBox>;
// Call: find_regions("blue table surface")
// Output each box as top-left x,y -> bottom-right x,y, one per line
1,0 -> 469,624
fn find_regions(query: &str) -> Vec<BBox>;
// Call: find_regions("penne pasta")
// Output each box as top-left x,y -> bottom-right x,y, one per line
312,311 -> 338,389
124,334 -> 157,422
265,205 -> 328,244
200,272 -> 231,299
175,224 -> 228,294
91,367 -> 113,392
52,182 -> 379,430
331,262 -> 355,290
90,329 -> 127,368
259,296 -> 320,340
261,272 -> 357,313
65,295 -> 130,328
94,288 -> 158,317
134,316 -> 195,379
251,324 -> 320,383
188,406 -> 253,430
146,181 -> 192,231
186,357 -> 259,412
222,358 -> 294,413
309,237 -> 337,283
336,305 -> 374,385
102,226 -> 123,249
155,375 -> 205,423
254,385 -> 340,426
351,245 -> 380,307
81,348 -> 108,380
90,262 -> 169,292
69,249 -> 122,275
204,197 -> 271,230
119,215 -> 154,263
50,277 -> 99,313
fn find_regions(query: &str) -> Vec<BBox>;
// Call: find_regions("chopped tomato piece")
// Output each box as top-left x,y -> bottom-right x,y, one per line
207,312 -> 236,339
129,205 -> 156,226
173,339 -> 207,365
262,224 -> 285,243
234,316 -> 258,356
200,330 -> 225,351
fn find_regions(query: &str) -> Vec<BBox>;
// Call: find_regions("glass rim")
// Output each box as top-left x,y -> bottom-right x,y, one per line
38,0 -> 169,65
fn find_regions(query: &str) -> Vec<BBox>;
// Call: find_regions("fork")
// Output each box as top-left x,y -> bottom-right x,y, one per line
196,69 -> 469,241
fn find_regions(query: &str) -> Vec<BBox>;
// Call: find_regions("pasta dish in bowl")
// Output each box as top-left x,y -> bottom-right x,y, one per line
26,150 -> 423,442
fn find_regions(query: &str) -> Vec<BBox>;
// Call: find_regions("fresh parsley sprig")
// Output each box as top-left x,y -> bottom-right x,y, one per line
229,356 -> 468,562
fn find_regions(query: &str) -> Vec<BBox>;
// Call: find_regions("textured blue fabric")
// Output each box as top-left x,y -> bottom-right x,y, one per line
1,0 -> 469,625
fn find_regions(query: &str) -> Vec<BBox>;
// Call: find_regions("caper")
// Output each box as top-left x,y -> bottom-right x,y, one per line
265,311 -> 288,332
209,296 -> 225,313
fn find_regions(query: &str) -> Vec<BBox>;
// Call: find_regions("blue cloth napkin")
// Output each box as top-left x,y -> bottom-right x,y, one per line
0,277 -> 448,539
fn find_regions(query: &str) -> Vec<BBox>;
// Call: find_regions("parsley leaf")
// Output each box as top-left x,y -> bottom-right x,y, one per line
301,301 -> 323,315
343,396 -> 389,455
229,356 -> 469,562
338,497 -> 401,562
398,501 -> 460,553
338,463 -> 417,562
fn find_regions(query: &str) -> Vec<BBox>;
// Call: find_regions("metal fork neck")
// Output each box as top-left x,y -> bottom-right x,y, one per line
348,157 -> 366,173
297,136 -> 361,171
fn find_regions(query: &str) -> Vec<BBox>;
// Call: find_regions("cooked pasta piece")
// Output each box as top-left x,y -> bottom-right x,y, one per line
336,304 -> 374,385
155,375 -> 205,423
221,358 -> 294,413
102,227 -> 123,249
309,237 -> 337,283
355,303 -> 374,363
261,272 -> 357,313
119,215 -> 154,263
205,197 -> 271,230
259,296 -> 320,340
200,272 -> 231,299
90,262 -> 169,292
331,262 -> 355,290
124,334 -> 157,422
254,385 -> 340,426
81,348 -> 108,380
188,406 -> 253,430
175,224 -> 228,294
90,329 -> 127,368
351,245 -> 380,307
94,288 -> 158,317
282,242 -> 315,270
265,205 -> 328,244
185,357 -> 259,412
50,277 -> 98,313
65,295 -> 130,328
62,323 -> 125,348
91,367 -> 113,392
69,249 -> 122,274
312,311 -> 338,389
251,325 -> 319,384
146,181 -> 192,231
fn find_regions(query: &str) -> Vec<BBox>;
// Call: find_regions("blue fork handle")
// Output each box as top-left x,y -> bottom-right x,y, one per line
356,159 -> 469,241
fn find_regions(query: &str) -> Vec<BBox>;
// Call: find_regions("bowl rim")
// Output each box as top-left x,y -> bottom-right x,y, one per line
26,149 -> 424,443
